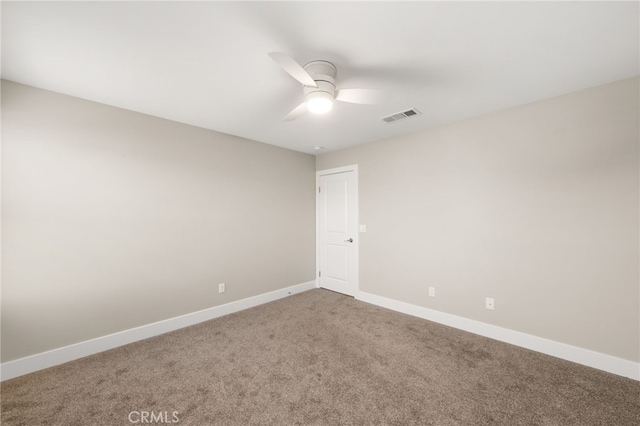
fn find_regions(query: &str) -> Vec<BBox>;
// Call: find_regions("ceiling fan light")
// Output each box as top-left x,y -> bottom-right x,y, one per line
306,92 -> 334,114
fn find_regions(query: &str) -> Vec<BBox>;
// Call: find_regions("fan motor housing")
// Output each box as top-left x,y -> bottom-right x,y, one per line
303,60 -> 336,98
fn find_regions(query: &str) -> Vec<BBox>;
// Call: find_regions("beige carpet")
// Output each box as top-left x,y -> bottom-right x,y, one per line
1,289 -> 639,425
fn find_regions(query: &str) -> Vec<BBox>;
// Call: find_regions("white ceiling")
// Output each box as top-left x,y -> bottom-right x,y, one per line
2,1 -> 639,155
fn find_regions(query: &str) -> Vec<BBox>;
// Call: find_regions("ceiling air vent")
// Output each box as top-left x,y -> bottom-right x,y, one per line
381,108 -> 420,123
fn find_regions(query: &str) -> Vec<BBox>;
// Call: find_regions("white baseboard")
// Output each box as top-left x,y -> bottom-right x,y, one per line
356,291 -> 639,381
0,281 -> 316,381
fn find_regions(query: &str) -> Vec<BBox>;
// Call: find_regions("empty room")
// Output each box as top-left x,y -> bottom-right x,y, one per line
1,1 -> 639,425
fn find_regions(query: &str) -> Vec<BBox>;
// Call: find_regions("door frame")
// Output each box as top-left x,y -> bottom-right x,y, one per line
316,164 -> 359,295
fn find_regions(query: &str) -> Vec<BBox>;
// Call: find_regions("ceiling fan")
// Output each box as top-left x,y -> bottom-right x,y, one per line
268,52 -> 390,121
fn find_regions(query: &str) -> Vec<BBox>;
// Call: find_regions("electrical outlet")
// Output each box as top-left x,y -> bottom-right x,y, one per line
486,297 -> 495,310
428,286 -> 435,297
218,283 -> 226,293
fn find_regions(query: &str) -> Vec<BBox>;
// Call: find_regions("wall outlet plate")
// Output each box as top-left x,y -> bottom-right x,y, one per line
428,286 -> 435,297
486,297 -> 495,310
219,283 -> 226,293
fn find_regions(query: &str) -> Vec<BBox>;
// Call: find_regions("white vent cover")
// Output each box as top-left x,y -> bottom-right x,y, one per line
381,108 -> 420,123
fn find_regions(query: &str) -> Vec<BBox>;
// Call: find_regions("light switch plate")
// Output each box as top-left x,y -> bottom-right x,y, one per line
359,225 -> 367,232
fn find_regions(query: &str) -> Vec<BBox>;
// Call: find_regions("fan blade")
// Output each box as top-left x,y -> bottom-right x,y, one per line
268,52 -> 318,88
336,89 -> 389,105
283,102 -> 307,121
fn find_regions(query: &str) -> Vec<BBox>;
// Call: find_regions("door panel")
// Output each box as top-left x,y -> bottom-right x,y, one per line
326,181 -> 347,232
317,168 -> 358,296
326,244 -> 348,281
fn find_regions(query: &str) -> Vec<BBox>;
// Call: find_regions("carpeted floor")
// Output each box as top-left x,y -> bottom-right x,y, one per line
1,289 -> 639,425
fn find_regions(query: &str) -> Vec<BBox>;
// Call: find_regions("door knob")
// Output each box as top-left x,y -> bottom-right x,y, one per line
344,238 -> 353,243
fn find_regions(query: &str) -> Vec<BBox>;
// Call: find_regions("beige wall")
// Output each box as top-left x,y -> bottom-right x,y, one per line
1,80 -> 316,362
317,77 -> 639,362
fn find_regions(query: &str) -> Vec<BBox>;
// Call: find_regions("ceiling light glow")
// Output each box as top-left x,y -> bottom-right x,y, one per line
306,92 -> 333,114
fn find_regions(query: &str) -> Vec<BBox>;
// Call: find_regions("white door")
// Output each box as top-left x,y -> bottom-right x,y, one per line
317,166 -> 358,296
